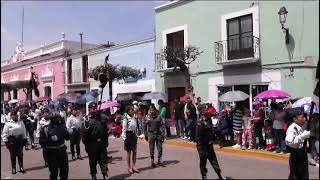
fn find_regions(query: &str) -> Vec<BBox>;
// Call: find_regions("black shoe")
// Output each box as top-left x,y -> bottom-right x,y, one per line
91,174 -> 97,180
77,155 -> 83,160
72,156 -> 77,160
25,146 -> 30,151
157,162 -> 166,167
19,165 -> 26,173
12,167 -> 17,174
31,144 -> 36,149
107,156 -> 112,160
102,173 -> 108,180
151,162 -> 156,168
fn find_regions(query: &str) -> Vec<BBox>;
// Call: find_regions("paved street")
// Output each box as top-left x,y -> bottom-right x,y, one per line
1,138 -> 319,179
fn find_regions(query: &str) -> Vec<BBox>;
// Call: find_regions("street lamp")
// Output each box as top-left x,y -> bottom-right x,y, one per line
278,6 -> 289,44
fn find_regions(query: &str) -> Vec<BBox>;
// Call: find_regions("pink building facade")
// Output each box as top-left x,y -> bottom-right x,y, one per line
1,38 -> 97,102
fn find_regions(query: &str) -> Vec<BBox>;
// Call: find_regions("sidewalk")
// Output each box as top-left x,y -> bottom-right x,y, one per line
139,137 -> 289,162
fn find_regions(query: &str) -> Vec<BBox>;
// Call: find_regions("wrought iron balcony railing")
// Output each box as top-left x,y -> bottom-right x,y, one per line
214,36 -> 260,64
155,47 -> 184,71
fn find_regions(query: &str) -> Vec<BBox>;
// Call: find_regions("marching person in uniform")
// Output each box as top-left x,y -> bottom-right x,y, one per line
144,106 -> 166,167
195,104 -> 226,180
285,107 -> 310,179
39,112 -> 70,180
20,104 -> 36,150
36,107 -> 51,167
121,105 -> 140,174
82,102 -> 108,180
2,109 -> 27,174
66,105 -> 83,160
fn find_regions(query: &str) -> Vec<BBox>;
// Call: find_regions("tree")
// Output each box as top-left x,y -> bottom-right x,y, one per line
88,62 -> 139,101
162,46 -> 203,95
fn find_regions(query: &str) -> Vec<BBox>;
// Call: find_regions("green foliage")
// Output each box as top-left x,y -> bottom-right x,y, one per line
89,63 -> 139,81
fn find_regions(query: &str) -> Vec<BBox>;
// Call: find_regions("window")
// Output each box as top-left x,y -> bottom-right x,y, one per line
67,59 -> 72,84
13,89 -> 18,99
82,55 -> 88,82
44,86 -> 52,98
227,14 -> 253,60
166,30 -> 185,68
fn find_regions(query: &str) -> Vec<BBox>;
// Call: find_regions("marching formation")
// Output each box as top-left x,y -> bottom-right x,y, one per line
1,94 -> 319,180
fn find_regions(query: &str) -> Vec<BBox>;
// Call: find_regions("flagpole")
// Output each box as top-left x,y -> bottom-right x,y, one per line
21,6 -> 24,48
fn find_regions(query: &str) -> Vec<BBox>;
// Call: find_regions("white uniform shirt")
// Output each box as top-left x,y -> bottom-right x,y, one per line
285,122 -> 309,149
36,118 -> 51,138
121,113 -> 138,140
1,120 -> 27,142
66,115 -> 82,130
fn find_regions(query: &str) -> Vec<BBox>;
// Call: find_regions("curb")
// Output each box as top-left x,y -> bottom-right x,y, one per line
138,137 -> 289,162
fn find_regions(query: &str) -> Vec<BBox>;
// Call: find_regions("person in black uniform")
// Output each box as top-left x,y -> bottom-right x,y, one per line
285,107 -> 310,180
39,112 -> 70,180
195,104 -> 226,180
20,104 -> 36,150
144,106 -> 166,167
82,102 -> 108,180
2,109 -> 27,174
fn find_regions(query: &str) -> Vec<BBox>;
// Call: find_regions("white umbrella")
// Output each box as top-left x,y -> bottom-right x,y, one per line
8,99 -> 19,104
141,92 -> 168,100
292,97 -> 319,114
219,91 -> 249,102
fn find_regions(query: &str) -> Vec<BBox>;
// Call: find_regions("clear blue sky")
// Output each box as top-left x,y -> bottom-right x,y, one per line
1,1 -> 168,60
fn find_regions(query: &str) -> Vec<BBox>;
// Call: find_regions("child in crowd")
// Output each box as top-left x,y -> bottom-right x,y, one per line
265,120 -> 276,151
242,108 -> 254,150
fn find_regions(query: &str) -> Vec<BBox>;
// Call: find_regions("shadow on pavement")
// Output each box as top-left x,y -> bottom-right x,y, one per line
25,165 -> 47,172
137,160 -> 180,172
108,150 -> 119,154
68,155 -> 89,162
109,172 -> 131,179
108,156 -> 123,164
136,156 -> 148,160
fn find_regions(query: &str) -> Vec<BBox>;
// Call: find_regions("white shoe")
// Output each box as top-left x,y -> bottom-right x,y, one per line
232,144 -> 241,149
187,137 -> 191,140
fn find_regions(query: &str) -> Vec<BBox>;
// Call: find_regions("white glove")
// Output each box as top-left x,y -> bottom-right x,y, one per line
301,130 -> 311,140
51,135 -> 58,142
67,128 -> 73,134
36,133 -> 40,138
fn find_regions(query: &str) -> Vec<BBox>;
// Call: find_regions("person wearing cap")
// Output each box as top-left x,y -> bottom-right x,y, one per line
144,106 -> 166,167
39,112 -> 70,180
82,102 -> 108,180
2,109 -> 27,174
66,106 -> 83,160
195,104 -> 226,180
36,107 -> 51,167
285,107 -> 310,179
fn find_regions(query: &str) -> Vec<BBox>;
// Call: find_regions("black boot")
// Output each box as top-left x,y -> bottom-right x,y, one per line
12,166 -> 17,174
19,164 -> 26,173
151,159 -> 156,168
102,173 -> 108,180
157,157 -> 165,167
91,174 -> 97,180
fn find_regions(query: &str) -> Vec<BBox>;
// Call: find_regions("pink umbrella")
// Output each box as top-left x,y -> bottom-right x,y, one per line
98,101 -> 120,110
254,90 -> 291,100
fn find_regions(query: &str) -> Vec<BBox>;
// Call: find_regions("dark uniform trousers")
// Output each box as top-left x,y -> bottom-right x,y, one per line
196,144 -> 221,176
7,136 -> 24,168
70,128 -> 81,156
47,145 -> 69,180
289,148 -> 309,180
87,143 -> 108,175
148,134 -> 163,161
41,146 -> 48,164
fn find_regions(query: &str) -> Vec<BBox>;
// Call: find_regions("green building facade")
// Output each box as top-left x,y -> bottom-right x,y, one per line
154,0 -> 319,110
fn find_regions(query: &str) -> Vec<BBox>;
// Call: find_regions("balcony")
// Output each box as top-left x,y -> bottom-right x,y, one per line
67,69 -> 89,85
214,36 -> 260,65
155,48 -> 183,72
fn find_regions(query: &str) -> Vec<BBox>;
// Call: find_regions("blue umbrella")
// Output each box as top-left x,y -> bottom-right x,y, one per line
77,91 -> 99,104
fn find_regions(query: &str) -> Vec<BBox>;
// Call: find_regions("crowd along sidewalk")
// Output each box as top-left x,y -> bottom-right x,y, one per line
138,137 -> 289,162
